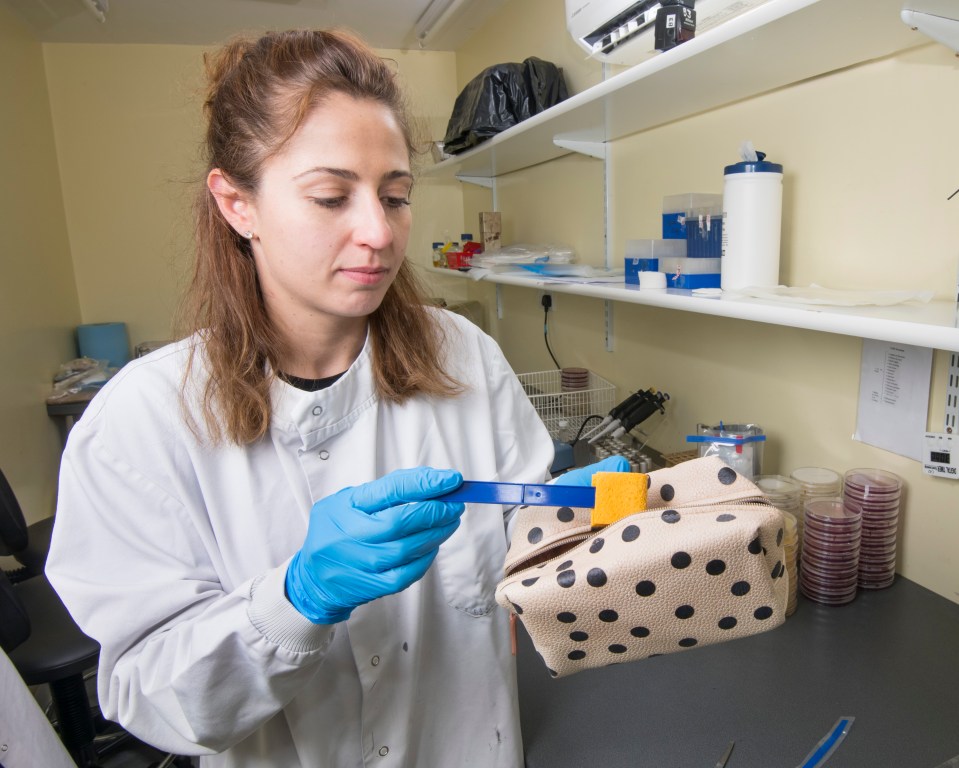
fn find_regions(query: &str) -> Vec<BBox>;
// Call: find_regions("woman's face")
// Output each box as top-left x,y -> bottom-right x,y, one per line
242,92 -> 413,336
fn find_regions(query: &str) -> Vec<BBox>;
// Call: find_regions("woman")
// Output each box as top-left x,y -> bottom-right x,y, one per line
47,29 -> 623,767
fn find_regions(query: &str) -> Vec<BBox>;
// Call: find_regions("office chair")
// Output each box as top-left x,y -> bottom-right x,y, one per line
0,568 -> 102,766
0,466 -> 54,582
0,473 -> 195,768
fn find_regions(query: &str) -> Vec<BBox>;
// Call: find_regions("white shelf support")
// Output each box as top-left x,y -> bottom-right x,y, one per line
552,138 -> 607,160
496,284 -> 504,320
455,174 -> 494,188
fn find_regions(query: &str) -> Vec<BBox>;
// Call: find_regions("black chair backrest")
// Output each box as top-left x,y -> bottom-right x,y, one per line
0,569 -> 31,653
0,467 -> 28,557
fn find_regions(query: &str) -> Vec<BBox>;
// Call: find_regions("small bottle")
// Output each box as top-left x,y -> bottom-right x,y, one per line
557,419 -> 572,444
431,241 -> 445,268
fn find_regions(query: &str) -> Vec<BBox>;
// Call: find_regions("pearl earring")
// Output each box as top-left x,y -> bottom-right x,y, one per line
243,231 -> 254,239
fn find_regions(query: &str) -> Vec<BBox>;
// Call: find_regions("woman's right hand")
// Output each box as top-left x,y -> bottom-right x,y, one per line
285,467 -> 465,624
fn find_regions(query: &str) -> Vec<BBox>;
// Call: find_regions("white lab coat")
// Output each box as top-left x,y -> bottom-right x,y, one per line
46,309 -> 554,768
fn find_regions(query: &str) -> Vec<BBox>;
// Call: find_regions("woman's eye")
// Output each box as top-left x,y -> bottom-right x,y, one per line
311,197 -> 348,209
382,197 -> 411,209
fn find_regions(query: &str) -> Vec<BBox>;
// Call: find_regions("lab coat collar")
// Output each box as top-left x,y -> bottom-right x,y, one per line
269,333 -> 377,451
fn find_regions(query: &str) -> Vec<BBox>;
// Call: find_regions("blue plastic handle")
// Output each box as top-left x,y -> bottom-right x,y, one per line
436,481 -> 595,508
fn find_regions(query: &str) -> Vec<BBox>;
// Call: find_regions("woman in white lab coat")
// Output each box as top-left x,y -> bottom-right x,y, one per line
46,29 -> 623,768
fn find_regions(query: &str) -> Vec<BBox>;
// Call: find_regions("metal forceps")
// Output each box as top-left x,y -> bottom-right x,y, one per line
714,741 -> 735,768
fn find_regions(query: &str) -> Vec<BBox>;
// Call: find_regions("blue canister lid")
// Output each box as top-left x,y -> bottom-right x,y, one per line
724,150 -> 782,175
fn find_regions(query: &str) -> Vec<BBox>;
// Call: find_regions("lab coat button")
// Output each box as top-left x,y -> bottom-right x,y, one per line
318,450 -> 330,460
378,746 -> 389,757
312,405 -> 323,416
371,655 -> 380,666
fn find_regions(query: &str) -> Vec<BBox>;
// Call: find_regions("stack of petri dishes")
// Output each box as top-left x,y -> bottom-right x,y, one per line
843,469 -> 901,590
790,467 -> 842,556
755,475 -> 801,615
780,510 -> 800,616
800,498 -> 861,606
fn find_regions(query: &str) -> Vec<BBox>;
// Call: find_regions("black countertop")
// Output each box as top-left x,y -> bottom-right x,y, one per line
517,577 -> 959,768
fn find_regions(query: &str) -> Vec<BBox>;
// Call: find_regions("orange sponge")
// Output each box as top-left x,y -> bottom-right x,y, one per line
591,471 -> 648,527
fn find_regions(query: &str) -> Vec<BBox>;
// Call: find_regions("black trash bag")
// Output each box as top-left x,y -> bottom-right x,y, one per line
442,57 -> 569,155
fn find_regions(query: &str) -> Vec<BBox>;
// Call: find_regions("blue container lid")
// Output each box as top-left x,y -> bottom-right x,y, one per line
724,150 -> 782,175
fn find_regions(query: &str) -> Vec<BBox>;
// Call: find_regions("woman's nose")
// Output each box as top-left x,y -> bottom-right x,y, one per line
353,194 -> 394,250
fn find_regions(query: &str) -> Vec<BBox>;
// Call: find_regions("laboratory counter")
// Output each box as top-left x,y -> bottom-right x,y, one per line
517,576 -> 959,768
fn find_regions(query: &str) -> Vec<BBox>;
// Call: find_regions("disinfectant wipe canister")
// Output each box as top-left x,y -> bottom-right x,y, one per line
721,142 -> 783,292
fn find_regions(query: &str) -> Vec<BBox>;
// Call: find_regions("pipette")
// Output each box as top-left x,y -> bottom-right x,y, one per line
578,390 -> 646,441
589,388 -> 669,444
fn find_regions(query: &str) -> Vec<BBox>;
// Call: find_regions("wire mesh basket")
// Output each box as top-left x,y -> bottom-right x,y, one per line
517,369 -> 616,441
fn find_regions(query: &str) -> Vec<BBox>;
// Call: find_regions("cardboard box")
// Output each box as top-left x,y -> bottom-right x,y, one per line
479,212 -> 502,253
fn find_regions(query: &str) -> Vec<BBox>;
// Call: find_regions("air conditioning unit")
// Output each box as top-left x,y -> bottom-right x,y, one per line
566,0 -> 771,65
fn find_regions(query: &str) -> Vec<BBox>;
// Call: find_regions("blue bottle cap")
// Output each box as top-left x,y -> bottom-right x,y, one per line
724,151 -> 783,175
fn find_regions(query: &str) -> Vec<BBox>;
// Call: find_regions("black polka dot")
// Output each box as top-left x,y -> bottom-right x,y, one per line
717,513 -> 736,522
511,602 -> 523,614
403,642 -> 408,651
630,626 -> 650,638
557,570 -> 576,588
706,559 -> 727,576
776,528 -> 784,546
557,612 -> 577,623
557,506 -> 575,523
717,467 -> 737,485
608,644 -> 628,654
556,560 -> 573,571
622,525 -> 640,542
771,561 -> 783,579
570,631 -> 589,642
675,605 -> 694,619
521,577 -> 539,587
748,537 -> 762,555
754,606 -> 773,620
671,551 -> 692,569
661,510 -> 681,524
678,637 -> 698,648
589,538 -> 605,554
660,484 -> 675,501
586,568 -> 608,587
718,616 -> 737,630
635,580 -> 656,597
568,650 -> 586,661
527,527 -> 543,544
731,581 -> 751,596
599,609 -> 619,622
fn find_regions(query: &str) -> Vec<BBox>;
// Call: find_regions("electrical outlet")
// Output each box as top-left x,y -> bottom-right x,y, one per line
540,291 -> 555,311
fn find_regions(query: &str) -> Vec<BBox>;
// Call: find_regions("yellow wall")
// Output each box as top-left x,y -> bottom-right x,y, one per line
433,0 -> 959,602
0,6 -> 80,521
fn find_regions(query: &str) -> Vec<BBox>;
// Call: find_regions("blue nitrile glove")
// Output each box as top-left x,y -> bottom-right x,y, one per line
286,467 -> 465,624
554,455 -> 630,486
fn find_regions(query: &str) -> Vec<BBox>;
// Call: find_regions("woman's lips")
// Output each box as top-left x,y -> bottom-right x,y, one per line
340,266 -> 389,286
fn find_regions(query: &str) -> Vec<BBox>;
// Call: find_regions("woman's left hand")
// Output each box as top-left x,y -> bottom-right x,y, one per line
553,455 -> 630,486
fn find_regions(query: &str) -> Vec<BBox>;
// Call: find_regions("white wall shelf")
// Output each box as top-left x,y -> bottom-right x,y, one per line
425,268 -> 959,352
424,0 -> 925,180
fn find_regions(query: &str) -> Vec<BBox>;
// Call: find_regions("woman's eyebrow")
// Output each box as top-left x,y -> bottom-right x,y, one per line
293,167 -> 413,182
293,166 -> 358,181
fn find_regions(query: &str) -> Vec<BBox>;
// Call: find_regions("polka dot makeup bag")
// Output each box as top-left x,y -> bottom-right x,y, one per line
495,456 -> 788,678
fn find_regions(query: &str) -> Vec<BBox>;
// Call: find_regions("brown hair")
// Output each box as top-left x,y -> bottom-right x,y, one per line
180,29 -> 462,445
